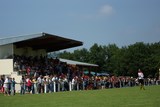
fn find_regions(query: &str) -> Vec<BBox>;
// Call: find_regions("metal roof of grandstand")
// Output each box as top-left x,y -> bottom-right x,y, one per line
0,32 -> 83,52
59,58 -> 99,67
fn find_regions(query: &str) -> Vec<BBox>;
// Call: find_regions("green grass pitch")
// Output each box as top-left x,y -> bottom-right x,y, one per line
0,86 -> 159,107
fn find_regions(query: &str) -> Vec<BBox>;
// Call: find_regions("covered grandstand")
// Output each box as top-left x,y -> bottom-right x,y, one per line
0,32 -> 83,89
0,32 -> 83,74
0,32 -> 99,92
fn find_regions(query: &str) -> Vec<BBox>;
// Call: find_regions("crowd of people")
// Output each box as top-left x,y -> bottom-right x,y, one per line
0,55 -> 159,96
0,76 -> 16,96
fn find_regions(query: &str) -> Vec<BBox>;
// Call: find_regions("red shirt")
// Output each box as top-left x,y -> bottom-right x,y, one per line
27,79 -> 32,87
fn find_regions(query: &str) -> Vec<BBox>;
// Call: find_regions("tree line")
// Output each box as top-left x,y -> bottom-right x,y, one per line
57,42 -> 160,78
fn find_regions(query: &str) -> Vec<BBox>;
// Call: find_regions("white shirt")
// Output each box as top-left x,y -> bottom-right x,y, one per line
37,77 -> 42,84
3,78 -> 9,88
138,72 -> 144,79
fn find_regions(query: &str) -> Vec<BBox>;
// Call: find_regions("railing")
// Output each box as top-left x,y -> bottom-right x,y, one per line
1,80 -> 160,95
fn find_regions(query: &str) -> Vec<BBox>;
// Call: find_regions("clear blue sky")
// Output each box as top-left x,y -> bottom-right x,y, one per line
0,0 -> 160,51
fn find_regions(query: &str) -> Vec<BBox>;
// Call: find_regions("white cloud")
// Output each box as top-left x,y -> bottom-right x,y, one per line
69,4 -> 115,20
99,4 -> 114,16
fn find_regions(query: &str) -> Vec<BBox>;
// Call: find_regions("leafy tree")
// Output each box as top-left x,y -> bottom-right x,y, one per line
103,44 -> 119,74
72,48 -> 89,62
89,43 -> 107,71
148,42 -> 160,77
59,51 -> 74,59
57,41 -> 160,78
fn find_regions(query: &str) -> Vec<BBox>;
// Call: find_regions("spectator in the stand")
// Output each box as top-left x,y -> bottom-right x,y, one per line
14,61 -> 18,71
26,65 -> 31,76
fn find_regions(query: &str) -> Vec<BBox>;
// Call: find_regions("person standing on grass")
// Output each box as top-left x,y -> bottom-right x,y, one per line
11,78 -> 16,95
32,77 -> 37,94
0,78 -> 2,93
27,78 -> 32,94
138,69 -> 145,90
3,77 -> 9,96
44,77 -> 48,93
20,76 -> 26,95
